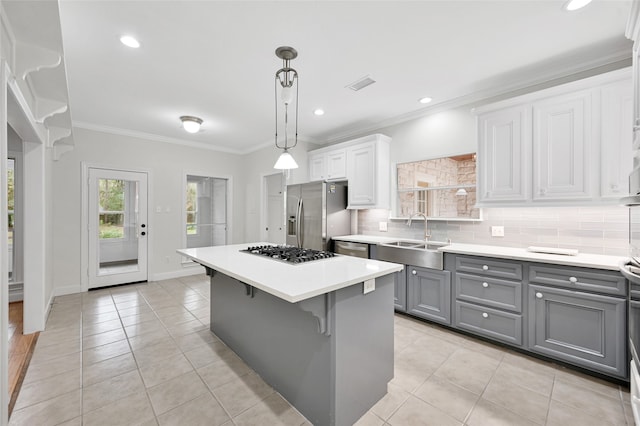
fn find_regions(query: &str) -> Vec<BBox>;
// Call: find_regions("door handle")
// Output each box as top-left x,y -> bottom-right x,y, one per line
296,199 -> 302,248
299,199 -> 305,248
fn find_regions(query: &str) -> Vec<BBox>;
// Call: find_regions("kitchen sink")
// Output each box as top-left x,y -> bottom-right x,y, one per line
377,240 -> 449,270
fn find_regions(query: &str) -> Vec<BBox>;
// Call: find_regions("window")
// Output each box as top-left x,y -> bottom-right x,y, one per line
98,179 -> 126,239
184,175 -> 228,249
186,181 -> 197,235
396,153 -> 481,220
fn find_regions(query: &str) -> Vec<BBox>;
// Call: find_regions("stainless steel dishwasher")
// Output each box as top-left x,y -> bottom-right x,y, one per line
334,241 -> 370,258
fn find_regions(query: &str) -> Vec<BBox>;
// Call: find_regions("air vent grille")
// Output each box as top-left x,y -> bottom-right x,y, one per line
346,75 -> 376,91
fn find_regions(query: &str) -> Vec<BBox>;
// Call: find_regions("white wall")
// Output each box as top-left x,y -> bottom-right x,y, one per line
51,127 -> 244,291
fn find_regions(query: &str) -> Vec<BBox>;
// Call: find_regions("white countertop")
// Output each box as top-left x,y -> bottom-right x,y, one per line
332,235 -> 626,271
440,243 -> 626,271
177,243 -> 404,303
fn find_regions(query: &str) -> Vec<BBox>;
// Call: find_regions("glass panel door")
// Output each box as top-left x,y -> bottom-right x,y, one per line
89,168 -> 148,288
185,175 -> 227,248
7,159 -> 14,283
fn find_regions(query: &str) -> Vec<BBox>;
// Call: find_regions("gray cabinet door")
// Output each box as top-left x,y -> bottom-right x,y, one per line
394,270 -> 407,312
407,267 -> 451,325
528,284 -> 627,379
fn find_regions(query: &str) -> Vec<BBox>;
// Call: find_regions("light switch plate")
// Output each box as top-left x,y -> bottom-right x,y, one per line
379,222 -> 388,232
491,226 -> 505,237
363,279 -> 375,294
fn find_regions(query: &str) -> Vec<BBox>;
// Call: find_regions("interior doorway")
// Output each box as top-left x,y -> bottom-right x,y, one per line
87,167 -> 148,288
264,173 -> 285,244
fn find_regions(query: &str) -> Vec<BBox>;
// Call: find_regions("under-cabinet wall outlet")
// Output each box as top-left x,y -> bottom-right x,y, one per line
379,222 -> 388,232
491,226 -> 505,237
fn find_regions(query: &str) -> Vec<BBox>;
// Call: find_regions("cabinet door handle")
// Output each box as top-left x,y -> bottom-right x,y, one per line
482,282 -> 489,288
482,312 -> 489,318
569,276 -> 578,283
412,270 -> 417,275
482,265 -> 489,271
539,188 -> 547,196
536,292 -> 543,299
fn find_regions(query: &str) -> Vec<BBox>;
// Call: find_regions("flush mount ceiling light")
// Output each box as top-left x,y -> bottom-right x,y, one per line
180,116 -> 203,134
313,109 -> 325,116
120,35 -> 140,48
273,46 -> 299,170
419,97 -> 433,104
563,0 -> 592,11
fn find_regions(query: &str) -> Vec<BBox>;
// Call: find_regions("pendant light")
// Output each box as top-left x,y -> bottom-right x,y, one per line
273,46 -> 299,170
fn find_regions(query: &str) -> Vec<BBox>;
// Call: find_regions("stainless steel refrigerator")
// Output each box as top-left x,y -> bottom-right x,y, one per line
286,181 -> 351,250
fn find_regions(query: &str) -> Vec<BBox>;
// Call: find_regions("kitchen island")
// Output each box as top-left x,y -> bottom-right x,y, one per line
177,243 -> 404,426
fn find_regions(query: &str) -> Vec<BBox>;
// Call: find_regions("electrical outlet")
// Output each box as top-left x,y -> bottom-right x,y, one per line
491,226 -> 505,237
363,279 -> 375,294
379,222 -> 388,232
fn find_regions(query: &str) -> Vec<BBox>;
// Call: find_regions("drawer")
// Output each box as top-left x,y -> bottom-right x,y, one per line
455,256 -> 522,280
455,273 -> 522,313
455,301 -> 523,346
529,264 -> 626,297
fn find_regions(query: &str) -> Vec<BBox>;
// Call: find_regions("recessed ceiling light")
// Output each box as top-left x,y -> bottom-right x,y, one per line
563,0 -> 592,11
120,35 -> 140,48
180,116 -> 203,133
313,109 -> 325,116
419,97 -> 433,104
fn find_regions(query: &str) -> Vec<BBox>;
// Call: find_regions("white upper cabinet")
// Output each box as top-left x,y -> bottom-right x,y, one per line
532,90 -> 592,201
476,68 -> 632,207
347,137 -> 390,209
600,79 -> 633,199
308,148 -> 346,182
326,149 -> 347,180
347,143 -> 376,206
308,152 -> 327,181
307,134 -> 391,209
477,106 -> 530,204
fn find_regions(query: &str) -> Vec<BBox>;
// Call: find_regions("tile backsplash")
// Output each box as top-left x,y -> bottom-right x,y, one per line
358,206 -> 629,256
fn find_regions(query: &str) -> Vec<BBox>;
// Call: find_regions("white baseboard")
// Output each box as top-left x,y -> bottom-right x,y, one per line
54,285 -> 83,297
149,265 -> 206,282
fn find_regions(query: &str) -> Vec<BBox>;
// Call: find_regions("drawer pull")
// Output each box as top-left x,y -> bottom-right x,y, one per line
412,270 -> 417,275
482,282 -> 489,288
536,292 -> 543,299
482,312 -> 489,318
569,276 -> 578,283
482,265 -> 489,271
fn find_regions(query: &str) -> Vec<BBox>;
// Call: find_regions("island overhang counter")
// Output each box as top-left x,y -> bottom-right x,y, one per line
177,243 -> 404,426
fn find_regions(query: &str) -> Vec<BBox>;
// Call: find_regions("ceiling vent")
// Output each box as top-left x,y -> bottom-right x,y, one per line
346,75 -> 376,91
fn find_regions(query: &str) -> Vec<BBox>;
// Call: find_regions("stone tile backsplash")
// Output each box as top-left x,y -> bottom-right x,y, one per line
357,206 -> 629,256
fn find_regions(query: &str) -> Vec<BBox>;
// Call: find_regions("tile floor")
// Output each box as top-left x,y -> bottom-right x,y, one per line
8,274 -> 634,426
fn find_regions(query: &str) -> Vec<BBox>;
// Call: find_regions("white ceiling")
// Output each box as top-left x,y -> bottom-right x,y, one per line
56,0 -> 633,154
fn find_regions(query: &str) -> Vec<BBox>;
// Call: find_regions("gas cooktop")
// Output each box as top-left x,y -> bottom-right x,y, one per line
241,245 -> 336,264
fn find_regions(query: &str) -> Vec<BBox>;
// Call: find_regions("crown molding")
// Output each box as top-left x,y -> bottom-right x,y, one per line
72,121 -> 245,154
627,0 -> 640,41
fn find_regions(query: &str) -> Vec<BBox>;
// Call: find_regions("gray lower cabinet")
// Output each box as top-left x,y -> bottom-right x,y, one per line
407,266 -> 451,325
455,301 -> 522,345
393,270 -> 407,312
528,284 -> 627,379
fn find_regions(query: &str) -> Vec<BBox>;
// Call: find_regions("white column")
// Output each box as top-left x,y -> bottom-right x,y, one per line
22,140 -> 46,333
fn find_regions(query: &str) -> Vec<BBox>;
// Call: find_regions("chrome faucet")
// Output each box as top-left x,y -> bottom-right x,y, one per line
407,212 -> 430,241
